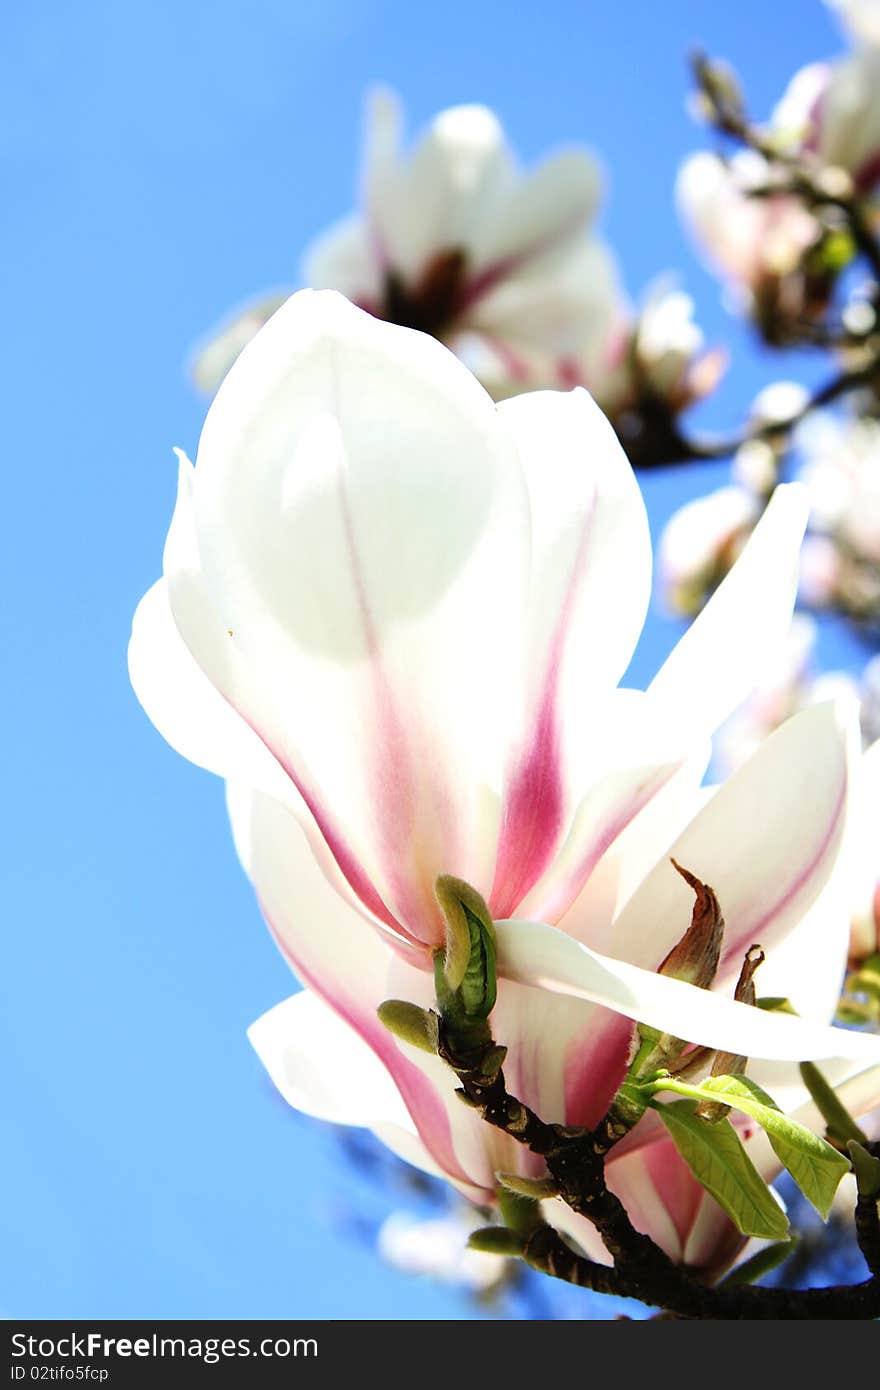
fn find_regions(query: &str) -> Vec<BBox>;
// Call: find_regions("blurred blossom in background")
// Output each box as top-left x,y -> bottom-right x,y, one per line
3,0 -> 880,1319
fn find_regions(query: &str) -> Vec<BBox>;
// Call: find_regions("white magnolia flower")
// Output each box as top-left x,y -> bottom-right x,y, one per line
129,289 -> 878,1275
658,484 -> 762,617
193,90 -> 621,401
773,48 -> 880,191
676,151 -> 820,312
799,414 -> 880,567
827,0 -> 880,53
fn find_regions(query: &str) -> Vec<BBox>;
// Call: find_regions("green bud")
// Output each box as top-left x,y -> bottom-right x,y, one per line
847,1141 -> 880,1200
800,1062 -> 868,1147
434,875 -> 497,1018
497,1186 -> 541,1236
467,1226 -> 525,1257
376,1000 -> 440,1054
496,1172 -> 561,1200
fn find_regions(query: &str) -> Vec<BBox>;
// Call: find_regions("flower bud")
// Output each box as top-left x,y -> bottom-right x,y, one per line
657,860 -> 725,989
377,999 -> 440,1053
434,875 -> 497,1019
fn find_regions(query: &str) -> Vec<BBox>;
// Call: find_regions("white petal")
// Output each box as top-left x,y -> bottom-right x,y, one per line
187,290 -> 530,943
494,916 -> 880,1062
248,991 -> 413,1130
372,104 -> 515,281
466,149 -> 600,274
301,216 -> 381,305
648,484 -> 809,738
488,389 -> 656,918
127,575 -> 294,806
469,238 -> 623,356
609,700 -> 858,991
189,292 -> 291,396
231,782 -> 505,1195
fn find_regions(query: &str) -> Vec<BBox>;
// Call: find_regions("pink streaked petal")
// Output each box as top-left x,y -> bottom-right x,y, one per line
490,390 -> 652,917
609,700 -> 859,997
186,292 -> 529,946
232,782 -> 504,1194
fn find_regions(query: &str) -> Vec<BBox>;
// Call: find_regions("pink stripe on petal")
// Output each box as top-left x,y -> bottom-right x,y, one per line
563,1011 -> 632,1129
491,505 -> 597,918
643,1140 -> 705,1251
528,764 -> 679,929
716,769 -> 847,976
490,680 -> 565,918
264,911 -> 474,1189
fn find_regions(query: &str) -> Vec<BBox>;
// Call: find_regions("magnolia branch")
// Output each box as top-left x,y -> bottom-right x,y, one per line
626,51 -> 880,470
440,1010 -> 880,1319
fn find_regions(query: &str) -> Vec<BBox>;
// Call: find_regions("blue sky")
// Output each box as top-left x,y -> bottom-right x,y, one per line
1,0 -> 872,1319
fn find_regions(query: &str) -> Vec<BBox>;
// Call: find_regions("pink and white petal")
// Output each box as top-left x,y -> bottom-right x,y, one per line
372,104 -> 515,282
647,484 -> 809,740
511,693 -> 706,931
466,150 -> 600,276
492,978 -> 632,1137
301,216 -> 382,306
469,239 -> 623,357
248,991 -> 413,1130
188,291 -> 530,944
231,781 -> 501,1196
488,389 -> 653,917
494,916 -> 880,1063
608,699 -> 859,990
248,992 -> 460,1187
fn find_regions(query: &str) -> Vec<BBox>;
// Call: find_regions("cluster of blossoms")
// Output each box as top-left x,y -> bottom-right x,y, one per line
678,2 -> 880,338
131,291 -> 880,1288
659,405 -> 880,631
191,91 -> 721,451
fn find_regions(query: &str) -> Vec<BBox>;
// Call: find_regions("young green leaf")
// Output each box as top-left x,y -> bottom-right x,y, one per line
652,1098 -> 790,1241
667,1073 -> 850,1220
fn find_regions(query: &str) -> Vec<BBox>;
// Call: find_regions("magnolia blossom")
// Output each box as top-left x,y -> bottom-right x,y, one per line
829,0 -> 880,46
130,290 -> 879,1277
676,150 -> 821,317
658,484 -> 761,618
773,44 -> 880,193
798,414 -> 880,619
192,90 -> 622,402
678,29 -> 880,317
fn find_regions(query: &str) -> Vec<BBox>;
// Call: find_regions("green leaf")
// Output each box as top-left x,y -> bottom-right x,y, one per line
654,1073 -> 850,1219
719,1238 -> 796,1288
652,1099 -> 790,1241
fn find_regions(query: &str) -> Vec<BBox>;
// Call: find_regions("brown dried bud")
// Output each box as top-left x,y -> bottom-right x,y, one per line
657,860 -> 725,989
697,945 -> 765,1121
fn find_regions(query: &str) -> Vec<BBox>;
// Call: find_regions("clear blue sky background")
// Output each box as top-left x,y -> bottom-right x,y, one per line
1,0 -> 873,1320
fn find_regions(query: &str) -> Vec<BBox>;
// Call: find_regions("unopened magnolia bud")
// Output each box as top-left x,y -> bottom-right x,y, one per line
800,1061 -> 869,1147
496,1172 -> 561,1200
377,1000 -> 440,1054
467,1226 -> 526,1257
434,875 -> 497,1018
657,860 -> 725,989
847,1140 -> 880,1199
